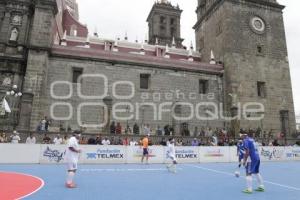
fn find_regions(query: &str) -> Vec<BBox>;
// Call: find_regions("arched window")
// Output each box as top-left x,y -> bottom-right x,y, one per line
70,25 -> 77,36
170,27 -> 176,37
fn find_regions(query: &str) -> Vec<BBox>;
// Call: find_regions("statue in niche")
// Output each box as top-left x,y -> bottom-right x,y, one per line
11,14 -> 22,25
9,28 -> 18,42
1,76 -> 12,87
229,93 -> 238,107
229,83 -> 241,108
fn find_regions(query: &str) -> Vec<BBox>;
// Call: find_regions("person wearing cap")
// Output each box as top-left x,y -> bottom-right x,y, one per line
141,134 -> 150,164
65,132 -> 81,188
10,130 -> 21,144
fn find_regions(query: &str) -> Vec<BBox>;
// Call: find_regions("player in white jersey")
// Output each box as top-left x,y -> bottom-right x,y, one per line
65,132 -> 81,188
166,138 -> 177,173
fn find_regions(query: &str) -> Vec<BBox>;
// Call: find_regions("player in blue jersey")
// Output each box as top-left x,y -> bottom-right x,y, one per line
242,132 -> 264,194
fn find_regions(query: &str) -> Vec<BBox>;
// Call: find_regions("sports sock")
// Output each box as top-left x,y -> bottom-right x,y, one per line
66,171 -> 75,184
246,176 -> 253,191
255,173 -> 264,187
172,164 -> 177,173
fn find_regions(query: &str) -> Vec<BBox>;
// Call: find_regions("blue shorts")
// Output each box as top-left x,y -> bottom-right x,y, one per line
239,155 -> 244,162
143,148 -> 149,155
246,160 -> 260,174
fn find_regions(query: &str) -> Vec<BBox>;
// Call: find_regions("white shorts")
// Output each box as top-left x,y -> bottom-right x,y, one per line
67,162 -> 78,171
167,153 -> 176,161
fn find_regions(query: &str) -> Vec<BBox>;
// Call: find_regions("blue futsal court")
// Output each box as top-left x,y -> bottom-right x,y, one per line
0,162 -> 299,200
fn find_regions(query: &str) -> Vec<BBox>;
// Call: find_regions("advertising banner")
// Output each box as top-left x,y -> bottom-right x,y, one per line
199,147 -> 230,163
229,146 -> 239,163
284,147 -> 300,161
126,146 -> 164,164
259,147 -> 286,162
170,146 -> 199,163
3,144 -> 300,164
82,145 -> 126,164
39,145 -> 67,164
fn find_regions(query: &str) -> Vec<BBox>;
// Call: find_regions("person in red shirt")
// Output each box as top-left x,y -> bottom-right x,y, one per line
123,137 -> 129,146
116,122 -> 122,134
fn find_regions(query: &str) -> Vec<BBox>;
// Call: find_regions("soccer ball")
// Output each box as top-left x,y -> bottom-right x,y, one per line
235,171 -> 240,178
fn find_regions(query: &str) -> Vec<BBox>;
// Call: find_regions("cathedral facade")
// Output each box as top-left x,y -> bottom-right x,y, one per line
0,0 -> 296,137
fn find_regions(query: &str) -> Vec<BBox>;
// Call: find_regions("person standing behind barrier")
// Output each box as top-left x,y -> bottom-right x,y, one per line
10,131 -> 21,144
123,137 -> 129,146
62,135 -> 69,145
143,124 -> 150,135
110,121 -> 116,134
102,137 -> 110,145
141,134 -> 150,164
133,123 -> 140,135
26,133 -> 36,144
42,134 -> 51,144
53,134 -> 63,145
0,132 -> 8,143
191,138 -> 199,146
116,122 -> 122,134
129,138 -> 137,146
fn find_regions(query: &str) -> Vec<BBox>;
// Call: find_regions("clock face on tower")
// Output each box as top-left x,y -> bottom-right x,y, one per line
250,16 -> 266,34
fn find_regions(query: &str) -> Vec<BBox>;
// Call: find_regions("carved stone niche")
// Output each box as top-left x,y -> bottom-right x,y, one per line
0,43 -> 5,53
0,73 -> 13,88
10,13 -> 23,26
9,27 -> 19,42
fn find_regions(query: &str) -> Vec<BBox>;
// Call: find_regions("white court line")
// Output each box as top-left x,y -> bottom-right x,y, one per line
186,164 -> 300,192
80,168 -> 182,172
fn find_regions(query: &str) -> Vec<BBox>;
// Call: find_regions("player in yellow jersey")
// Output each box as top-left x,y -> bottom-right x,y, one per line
141,134 -> 150,164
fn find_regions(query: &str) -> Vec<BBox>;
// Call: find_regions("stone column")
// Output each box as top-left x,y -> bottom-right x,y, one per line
103,96 -> 113,134
17,92 -> 33,131
230,106 -> 240,139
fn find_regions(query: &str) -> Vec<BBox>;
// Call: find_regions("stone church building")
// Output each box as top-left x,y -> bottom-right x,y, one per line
0,0 -> 296,137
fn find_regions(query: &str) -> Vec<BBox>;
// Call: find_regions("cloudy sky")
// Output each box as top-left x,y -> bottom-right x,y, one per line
77,0 -> 299,115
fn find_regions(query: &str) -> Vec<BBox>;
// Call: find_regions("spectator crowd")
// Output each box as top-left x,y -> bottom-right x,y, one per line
1,119 -> 300,147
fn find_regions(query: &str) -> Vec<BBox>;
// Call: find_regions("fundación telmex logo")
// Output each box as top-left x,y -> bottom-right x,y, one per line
49,73 -> 265,128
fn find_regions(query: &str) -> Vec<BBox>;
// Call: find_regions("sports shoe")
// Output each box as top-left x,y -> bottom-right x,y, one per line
242,189 -> 253,194
65,183 -> 77,188
255,187 -> 265,192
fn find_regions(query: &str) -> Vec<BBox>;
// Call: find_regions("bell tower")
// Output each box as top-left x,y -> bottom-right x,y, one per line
0,0 -> 58,130
0,0 -> 33,130
20,0 -> 58,130
194,0 -> 296,137
147,0 -> 183,47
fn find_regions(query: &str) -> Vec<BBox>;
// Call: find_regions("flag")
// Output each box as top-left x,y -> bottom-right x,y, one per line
1,97 -> 11,114
0,99 -> 4,116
